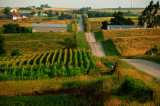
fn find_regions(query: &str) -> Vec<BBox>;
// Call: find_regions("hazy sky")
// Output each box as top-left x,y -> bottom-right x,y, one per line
0,0 -> 159,8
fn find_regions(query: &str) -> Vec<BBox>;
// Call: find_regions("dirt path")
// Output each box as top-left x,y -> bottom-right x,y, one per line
85,32 -> 106,57
122,59 -> 160,80
77,15 -> 84,32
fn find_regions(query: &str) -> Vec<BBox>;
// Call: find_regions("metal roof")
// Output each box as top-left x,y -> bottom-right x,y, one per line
32,24 -> 67,28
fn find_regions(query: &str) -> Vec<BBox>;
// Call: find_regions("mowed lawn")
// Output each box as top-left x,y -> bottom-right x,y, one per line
102,28 -> 160,56
2,32 -> 75,55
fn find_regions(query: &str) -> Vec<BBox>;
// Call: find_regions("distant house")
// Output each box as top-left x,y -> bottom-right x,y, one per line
40,13 -> 48,17
32,24 -> 67,32
7,12 -> 21,20
107,25 -> 140,30
33,14 -> 38,17
10,9 -> 17,13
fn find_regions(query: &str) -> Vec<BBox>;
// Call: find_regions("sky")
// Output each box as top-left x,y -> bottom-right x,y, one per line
0,0 -> 159,8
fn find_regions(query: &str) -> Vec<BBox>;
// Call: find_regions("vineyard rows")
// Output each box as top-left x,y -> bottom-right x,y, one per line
0,49 -> 96,80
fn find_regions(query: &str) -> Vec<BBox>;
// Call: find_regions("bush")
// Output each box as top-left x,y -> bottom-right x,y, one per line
11,49 -> 21,56
3,23 -> 31,34
118,78 -> 153,102
0,35 -> 6,56
145,45 -> 160,55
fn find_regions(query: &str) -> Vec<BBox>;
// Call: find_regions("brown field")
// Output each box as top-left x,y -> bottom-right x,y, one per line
88,16 -> 139,25
43,8 -> 71,11
0,18 -> 76,27
91,9 -> 144,13
102,28 -> 160,56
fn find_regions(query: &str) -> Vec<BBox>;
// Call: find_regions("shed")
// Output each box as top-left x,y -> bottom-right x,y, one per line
107,25 -> 140,30
32,24 -> 67,32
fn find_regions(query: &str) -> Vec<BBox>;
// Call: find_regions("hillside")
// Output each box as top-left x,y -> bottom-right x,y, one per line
2,32 -> 75,55
102,28 -> 160,56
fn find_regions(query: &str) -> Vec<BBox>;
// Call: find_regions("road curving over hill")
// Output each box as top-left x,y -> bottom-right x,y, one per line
122,59 -> 160,80
77,15 -> 106,57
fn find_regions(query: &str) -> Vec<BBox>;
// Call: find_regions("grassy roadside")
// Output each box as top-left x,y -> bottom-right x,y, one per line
94,31 -> 121,56
135,55 -> 160,64
76,32 -> 90,50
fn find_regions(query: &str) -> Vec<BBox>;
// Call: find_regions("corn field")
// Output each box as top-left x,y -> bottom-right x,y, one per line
0,49 -> 96,81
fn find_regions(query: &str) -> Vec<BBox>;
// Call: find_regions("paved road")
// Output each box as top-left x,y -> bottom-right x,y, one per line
122,59 -> 160,80
77,15 -> 84,32
85,32 -> 106,57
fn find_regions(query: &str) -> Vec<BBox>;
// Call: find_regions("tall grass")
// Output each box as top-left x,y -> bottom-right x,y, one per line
76,32 -> 90,50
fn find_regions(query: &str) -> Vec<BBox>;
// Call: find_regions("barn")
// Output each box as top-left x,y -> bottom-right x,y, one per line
32,24 -> 67,32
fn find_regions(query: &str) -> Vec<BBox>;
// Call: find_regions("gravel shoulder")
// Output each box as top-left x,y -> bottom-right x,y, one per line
122,59 -> 160,80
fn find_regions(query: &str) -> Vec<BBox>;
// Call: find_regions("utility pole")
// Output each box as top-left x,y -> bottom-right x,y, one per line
131,0 -> 133,8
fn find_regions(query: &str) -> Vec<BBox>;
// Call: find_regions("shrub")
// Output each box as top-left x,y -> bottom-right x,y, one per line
145,45 -> 160,55
118,78 -> 153,102
0,35 -> 6,56
3,23 -> 31,33
11,49 -> 21,56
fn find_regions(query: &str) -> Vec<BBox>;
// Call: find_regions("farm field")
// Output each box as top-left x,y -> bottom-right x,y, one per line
0,49 -> 96,80
102,28 -> 160,56
88,16 -> 139,25
2,32 -> 75,55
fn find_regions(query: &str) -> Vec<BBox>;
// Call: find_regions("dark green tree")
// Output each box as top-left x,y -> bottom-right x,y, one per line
47,10 -> 53,17
138,1 -> 160,28
31,10 -> 36,15
0,35 -> 6,56
110,11 -> 125,25
55,11 -> 59,16
38,11 -> 41,16
3,7 -> 11,15
125,18 -> 134,25
3,23 -> 30,33
101,21 -> 108,29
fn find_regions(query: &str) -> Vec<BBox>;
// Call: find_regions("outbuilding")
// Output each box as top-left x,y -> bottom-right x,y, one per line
32,24 -> 67,32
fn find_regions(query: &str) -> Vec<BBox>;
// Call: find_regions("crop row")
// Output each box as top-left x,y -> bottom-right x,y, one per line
0,49 -> 96,80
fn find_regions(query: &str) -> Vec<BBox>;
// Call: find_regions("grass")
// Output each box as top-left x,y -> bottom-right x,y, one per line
76,32 -> 90,50
101,39 -> 121,56
94,31 -> 121,56
0,27 -> 4,34
135,55 -> 160,64
67,24 -> 72,32
102,28 -> 160,56
2,32 -> 75,55
0,95 -> 89,105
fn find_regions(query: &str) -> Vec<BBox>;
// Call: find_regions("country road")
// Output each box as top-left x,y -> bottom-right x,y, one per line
77,15 -> 106,57
77,15 -> 84,32
85,32 -> 106,57
122,59 -> 160,80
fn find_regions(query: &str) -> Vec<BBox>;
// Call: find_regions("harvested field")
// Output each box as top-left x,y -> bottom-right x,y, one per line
102,28 -> 160,56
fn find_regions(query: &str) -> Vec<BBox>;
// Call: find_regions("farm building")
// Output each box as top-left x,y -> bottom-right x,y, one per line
107,25 -> 140,30
7,12 -> 21,20
32,24 -> 67,32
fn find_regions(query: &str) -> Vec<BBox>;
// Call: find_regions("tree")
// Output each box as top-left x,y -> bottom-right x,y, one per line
38,11 -> 41,16
0,35 -> 6,56
110,11 -> 125,25
31,10 -> 36,15
101,21 -> 108,29
55,11 -> 59,16
3,23 -> 30,33
138,1 -> 160,28
47,10 -> 53,17
110,11 -> 134,25
3,7 -> 11,15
